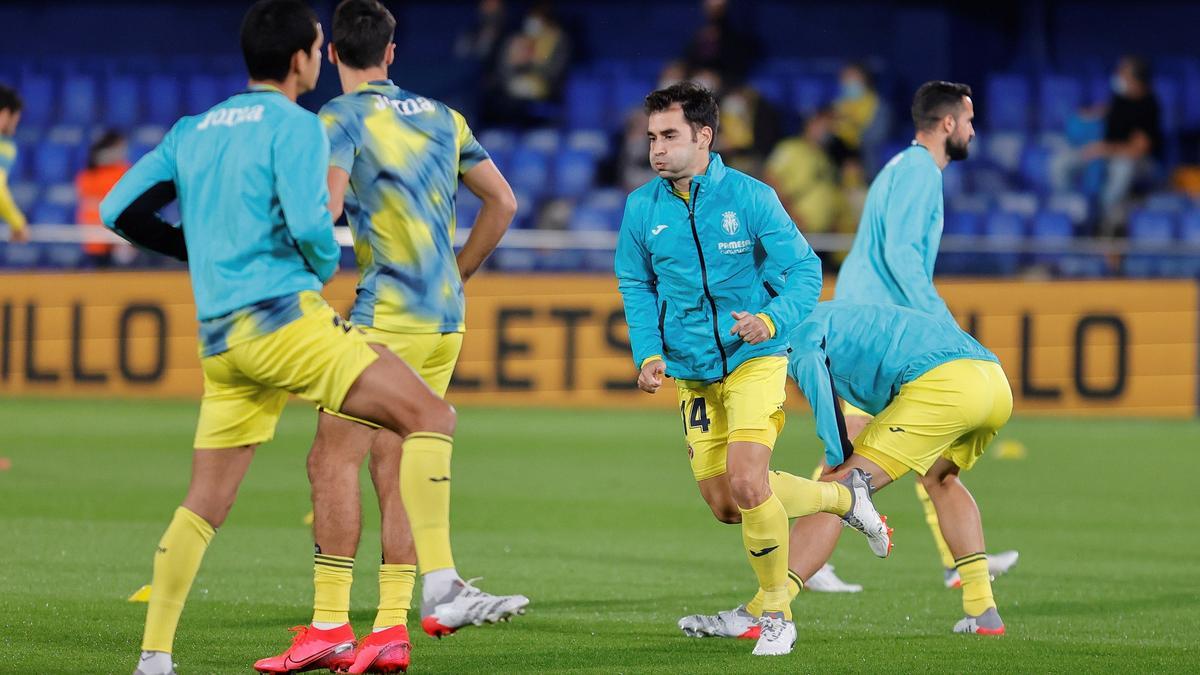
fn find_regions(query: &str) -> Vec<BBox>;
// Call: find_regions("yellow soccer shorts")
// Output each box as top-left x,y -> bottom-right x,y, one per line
318,330 -> 464,428
676,356 -> 788,482
841,399 -> 871,419
854,359 -> 1013,479
194,292 -> 380,449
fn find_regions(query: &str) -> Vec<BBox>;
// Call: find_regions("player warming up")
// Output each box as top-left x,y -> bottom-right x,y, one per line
807,81 -> 1017,592
255,2 -> 522,673
615,82 -> 890,658
102,2 -> 458,673
0,85 -> 29,243
786,300 -> 1013,635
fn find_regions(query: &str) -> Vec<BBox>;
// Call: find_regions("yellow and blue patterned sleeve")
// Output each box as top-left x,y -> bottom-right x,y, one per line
319,104 -> 357,174
451,109 -> 489,175
0,140 -> 25,229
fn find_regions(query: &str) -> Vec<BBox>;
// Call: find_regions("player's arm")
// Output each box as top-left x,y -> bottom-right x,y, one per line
99,128 -> 187,261
614,195 -> 665,391
738,186 -> 822,341
790,345 -> 855,467
276,114 -> 339,283
458,159 -> 516,282
320,104 -> 356,223
0,168 -> 28,242
881,165 -> 952,320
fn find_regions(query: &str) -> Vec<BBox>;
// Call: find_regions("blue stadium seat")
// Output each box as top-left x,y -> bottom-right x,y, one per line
565,129 -> 610,158
43,242 -> 86,269
522,128 -> 560,154
996,191 -> 1039,217
31,200 -> 72,225
145,74 -> 182,126
103,74 -> 140,129
554,148 -> 597,199
749,77 -> 786,108
1038,75 -> 1083,131
564,76 -> 609,131
455,188 -> 481,228
1124,209 -> 1176,277
788,76 -> 827,118
985,74 -> 1031,131
9,182 -> 38,214
60,73 -> 97,125
19,73 -> 55,127
611,75 -> 654,120
982,211 -> 1026,274
983,132 -> 1025,173
509,188 -> 537,229
507,146 -> 551,198
1174,209 -> 1200,277
185,74 -> 222,114
569,203 -> 616,232
1045,192 -> 1090,227
1030,211 -> 1072,267
938,211 -> 981,274
1018,144 -> 1053,192
32,141 -> 75,183
1152,75 -> 1180,136
1144,192 -> 1189,214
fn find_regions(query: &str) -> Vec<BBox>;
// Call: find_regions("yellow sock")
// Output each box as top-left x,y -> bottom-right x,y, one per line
917,482 -> 955,569
955,553 -> 995,616
769,470 -> 852,518
375,563 -> 417,629
739,495 -> 791,620
141,506 -> 215,653
313,553 -> 354,625
400,432 -> 456,573
745,570 -> 804,617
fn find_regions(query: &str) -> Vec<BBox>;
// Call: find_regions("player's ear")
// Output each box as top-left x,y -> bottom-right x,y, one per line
327,43 -> 338,66
384,43 -> 396,67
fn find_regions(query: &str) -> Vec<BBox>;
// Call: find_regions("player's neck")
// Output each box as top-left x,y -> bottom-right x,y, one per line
338,65 -> 390,94
914,133 -> 950,170
670,152 -> 711,194
248,78 -> 301,102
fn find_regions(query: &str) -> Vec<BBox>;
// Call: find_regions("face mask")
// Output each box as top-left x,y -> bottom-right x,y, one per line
524,17 -> 544,36
1111,74 -> 1129,96
840,81 -> 865,100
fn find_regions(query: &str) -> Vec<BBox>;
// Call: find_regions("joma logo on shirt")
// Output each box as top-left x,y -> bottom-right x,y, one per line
197,105 -> 264,130
373,94 -> 435,116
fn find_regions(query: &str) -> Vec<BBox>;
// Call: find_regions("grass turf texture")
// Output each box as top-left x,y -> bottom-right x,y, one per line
1,399 -> 1198,674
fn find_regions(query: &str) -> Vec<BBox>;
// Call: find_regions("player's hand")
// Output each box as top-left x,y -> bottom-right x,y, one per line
9,226 -> 29,244
730,311 -> 770,344
638,359 -> 666,394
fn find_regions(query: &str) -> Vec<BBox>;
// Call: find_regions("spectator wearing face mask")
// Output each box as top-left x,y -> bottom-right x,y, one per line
692,67 -> 781,177
487,1 -> 570,127
829,62 -> 890,181
764,107 -> 846,240
1052,55 -> 1163,236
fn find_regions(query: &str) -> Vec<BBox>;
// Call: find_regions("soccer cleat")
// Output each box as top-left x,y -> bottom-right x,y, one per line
805,564 -> 863,593
837,468 -> 893,557
953,606 -> 1006,635
342,625 -> 411,674
751,612 -> 797,656
420,578 -> 529,638
944,550 -> 1020,589
132,650 -> 176,675
253,624 -> 356,673
677,605 -> 761,640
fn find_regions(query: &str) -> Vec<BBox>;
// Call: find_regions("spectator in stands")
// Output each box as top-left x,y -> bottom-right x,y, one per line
684,0 -> 759,85
1052,55 -> 1164,236
488,1 -> 570,127
829,62 -> 890,182
455,0 -> 508,66
692,68 -> 781,176
764,107 -> 847,241
75,131 -> 132,267
0,84 -> 28,243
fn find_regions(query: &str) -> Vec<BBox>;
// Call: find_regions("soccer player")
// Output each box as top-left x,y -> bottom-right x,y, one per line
615,81 -> 891,657
0,85 -> 29,243
810,81 -> 1017,591
255,1 -> 522,672
100,3 -> 457,674
787,300 -> 1012,634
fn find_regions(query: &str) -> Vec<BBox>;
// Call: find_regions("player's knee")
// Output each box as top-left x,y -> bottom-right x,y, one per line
727,473 -> 770,508
407,397 -> 456,436
710,505 -> 742,524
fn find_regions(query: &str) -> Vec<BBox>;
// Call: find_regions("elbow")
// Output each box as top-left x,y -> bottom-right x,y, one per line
492,186 -> 519,221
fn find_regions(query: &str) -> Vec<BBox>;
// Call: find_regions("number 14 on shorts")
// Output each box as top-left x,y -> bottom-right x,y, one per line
681,397 -> 711,433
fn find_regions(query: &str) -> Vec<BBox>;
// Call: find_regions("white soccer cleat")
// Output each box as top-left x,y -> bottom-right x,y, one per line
952,606 -> 1006,635
420,578 -> 530,638
805,564 -> 863,593
838,468 -> 893,557
944,550 -> 1020,588
751,613 -> 797,656
678,605 -> 761,639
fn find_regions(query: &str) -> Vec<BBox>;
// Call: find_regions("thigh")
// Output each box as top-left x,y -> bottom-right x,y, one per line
721,356 -> 788,449
677,380 -> 729,482
194,352 -> 289,449
418,333 -> 464,397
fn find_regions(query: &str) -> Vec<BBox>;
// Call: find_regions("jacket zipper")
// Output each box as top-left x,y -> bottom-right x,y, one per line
658,300 -> 668,354
678,184 -> 728,379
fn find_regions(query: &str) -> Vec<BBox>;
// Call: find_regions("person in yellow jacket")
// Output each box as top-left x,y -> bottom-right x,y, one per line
0,84 -> 29,243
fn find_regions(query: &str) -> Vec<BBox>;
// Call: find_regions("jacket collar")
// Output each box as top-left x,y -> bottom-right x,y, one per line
659,152 -> 727,195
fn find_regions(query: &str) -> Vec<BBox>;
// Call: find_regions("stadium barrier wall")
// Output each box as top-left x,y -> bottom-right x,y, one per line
0,273 -> 1195,417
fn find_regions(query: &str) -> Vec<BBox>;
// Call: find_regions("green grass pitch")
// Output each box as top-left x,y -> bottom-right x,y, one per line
1,398 -> 1198,673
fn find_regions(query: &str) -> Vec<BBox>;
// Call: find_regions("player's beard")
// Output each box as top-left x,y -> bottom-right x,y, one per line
946,135 -> 970,162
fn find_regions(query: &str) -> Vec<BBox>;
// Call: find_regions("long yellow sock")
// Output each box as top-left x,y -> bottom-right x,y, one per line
141,506 -> 215,653
955,553 -> 995,616
400,432 -> 456,573
313,553 -> 354,625
740,494 -> 791,620
769,470 -> 852,518
745,570 -> 804,617
375,563 -> 417,629
916,482 -> 956,569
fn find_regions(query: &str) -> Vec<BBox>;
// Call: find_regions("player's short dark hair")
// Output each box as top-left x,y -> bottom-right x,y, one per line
240,0 -> 320,82
1121,55 -> 1152,86
0,84 -> 22,114
644,81 -> 720,144
331,0 -> 396,70
911,81 -> 972,132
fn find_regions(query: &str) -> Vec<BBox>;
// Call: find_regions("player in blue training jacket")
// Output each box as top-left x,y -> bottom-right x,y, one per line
101,3 -> 459,673
615,82 -> 890,658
